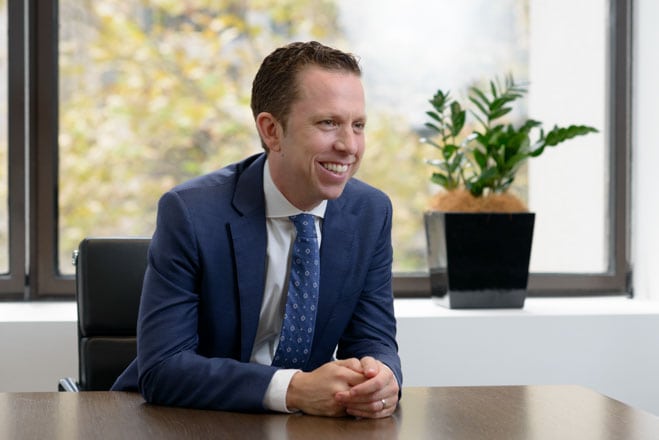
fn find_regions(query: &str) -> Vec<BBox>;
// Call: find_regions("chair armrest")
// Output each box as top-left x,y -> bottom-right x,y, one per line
58,377 -> 80,392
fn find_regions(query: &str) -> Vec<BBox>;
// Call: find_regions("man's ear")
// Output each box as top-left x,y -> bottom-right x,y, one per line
255,112 -> 283,152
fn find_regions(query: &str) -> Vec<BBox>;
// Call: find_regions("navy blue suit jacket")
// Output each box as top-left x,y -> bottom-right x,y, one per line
112,153 -> 402,412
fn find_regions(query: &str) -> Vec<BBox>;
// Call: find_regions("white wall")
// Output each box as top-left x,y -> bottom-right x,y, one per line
396,298 -> 659,416
2,298 -> 659,416
0,321 -> 76,392
0,303 -> 77,392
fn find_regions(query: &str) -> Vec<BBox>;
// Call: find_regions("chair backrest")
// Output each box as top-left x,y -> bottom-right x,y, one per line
75,237 -> 150,391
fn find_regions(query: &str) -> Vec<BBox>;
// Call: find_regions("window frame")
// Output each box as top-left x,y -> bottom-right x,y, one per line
1,0 -> 27,299
31,0 -> 73,297
0,0 -> 632,299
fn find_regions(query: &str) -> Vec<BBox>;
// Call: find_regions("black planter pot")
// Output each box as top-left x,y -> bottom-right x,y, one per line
424,211 -> 535,309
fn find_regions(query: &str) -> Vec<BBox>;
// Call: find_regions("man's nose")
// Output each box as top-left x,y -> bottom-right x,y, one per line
335,127 -> 359,154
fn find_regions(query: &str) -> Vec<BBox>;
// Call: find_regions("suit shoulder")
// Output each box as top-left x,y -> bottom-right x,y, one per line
168,153 -> 263,196
343,178 -> 392,206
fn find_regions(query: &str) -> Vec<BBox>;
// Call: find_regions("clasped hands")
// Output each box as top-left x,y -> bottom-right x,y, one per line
285,356 -> 399,418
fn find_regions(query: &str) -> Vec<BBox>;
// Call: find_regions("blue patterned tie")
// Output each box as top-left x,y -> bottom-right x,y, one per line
272,214 -> 320,368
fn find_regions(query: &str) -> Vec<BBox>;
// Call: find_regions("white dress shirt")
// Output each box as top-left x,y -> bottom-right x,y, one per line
252,159 -> 326,412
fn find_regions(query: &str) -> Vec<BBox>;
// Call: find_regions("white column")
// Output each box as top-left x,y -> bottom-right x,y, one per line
632,0 -> 659,299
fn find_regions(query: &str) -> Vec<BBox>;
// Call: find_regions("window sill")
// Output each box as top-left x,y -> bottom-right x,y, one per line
0,301 -> 77,322
395,295 -> 659,317
0,296 -> 657,323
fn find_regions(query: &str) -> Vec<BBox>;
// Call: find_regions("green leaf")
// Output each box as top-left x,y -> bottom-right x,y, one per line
529,145 -> 546,157
489,95 -> 515,111
442,144 -> 459,156
425,110 -> 442,123
544,124 -> 599,146
518,119 -> 542,133
443,146 -> 458,160
490,80 -> 498,99
431,172 -> 450,188
503,152 -> 528,171
430,90 -> 449,112
448,157 -> 462,173
449,101 -> 466,136
473,149 -> 487,169
479,166 -> 498,183
489,106 -> 512,121
424,122 -> 442,134
469,107 -> 488,129
470,87 -> 491,110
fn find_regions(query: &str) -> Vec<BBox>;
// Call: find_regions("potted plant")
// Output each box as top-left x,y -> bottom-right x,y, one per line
422,74 -> 597,308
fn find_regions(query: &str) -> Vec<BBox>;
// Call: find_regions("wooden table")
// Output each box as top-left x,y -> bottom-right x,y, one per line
2,385 -> 658,439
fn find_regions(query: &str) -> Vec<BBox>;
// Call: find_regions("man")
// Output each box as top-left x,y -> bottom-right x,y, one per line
112,41 -> 402,419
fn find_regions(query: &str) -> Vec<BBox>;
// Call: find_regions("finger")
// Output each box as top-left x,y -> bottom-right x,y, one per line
330,364 -> 368,401
346,377 -> 382,400
359,356 -> 379,378
348,364 -> 394,398
345,396 -> 398,419
335,358 -> 364,374
287,363 -> 370,416
336,378 -> 397,407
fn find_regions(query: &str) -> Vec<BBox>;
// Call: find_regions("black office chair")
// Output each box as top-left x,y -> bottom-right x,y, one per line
59,237 -> 150,391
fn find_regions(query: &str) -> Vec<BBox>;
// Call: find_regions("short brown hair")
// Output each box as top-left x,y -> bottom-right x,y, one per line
251,41 -> 361,148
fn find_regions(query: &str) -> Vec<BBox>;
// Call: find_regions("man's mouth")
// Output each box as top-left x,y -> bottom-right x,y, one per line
321,162 -> 349,174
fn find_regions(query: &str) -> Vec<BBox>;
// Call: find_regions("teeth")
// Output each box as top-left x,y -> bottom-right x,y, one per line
322,163 -> 348,173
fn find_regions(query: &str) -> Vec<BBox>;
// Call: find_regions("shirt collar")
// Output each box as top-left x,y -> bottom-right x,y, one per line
263,158 -> 327,219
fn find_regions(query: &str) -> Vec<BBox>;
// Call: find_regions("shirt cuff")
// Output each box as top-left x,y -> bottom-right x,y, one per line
262,369 -> 300,413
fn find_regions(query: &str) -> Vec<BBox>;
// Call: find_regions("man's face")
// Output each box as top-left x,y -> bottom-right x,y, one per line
266,66 -> 366,211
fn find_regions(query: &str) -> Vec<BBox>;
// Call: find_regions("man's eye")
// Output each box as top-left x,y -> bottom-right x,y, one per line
321,120 -> 337,127
354,122 -> 366,131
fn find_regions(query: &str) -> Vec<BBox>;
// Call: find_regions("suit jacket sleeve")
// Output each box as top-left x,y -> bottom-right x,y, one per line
135,188 -> 277,412
332,189 -> 403,389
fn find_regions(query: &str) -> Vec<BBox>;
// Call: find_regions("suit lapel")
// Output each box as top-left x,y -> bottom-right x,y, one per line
228,156 -> 359,361
230,154 -> 267,362
315,197 -> 357,336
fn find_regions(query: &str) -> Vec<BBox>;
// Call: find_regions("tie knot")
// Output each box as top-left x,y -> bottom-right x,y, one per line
290,214 -> 316,239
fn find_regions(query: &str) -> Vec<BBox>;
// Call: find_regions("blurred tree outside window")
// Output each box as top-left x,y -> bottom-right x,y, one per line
58,0 -> 608,279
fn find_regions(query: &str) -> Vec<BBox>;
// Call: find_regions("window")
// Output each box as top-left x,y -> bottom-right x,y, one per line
1,0 -> 631,298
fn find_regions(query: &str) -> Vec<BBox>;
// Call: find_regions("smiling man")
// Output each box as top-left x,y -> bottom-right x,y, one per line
112,41 -> 402,419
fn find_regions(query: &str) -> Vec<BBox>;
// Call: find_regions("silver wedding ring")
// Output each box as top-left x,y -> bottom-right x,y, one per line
380,399 -> 387,410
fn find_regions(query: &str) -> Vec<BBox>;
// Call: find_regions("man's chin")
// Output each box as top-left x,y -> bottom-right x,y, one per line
320,183 -> 350,201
